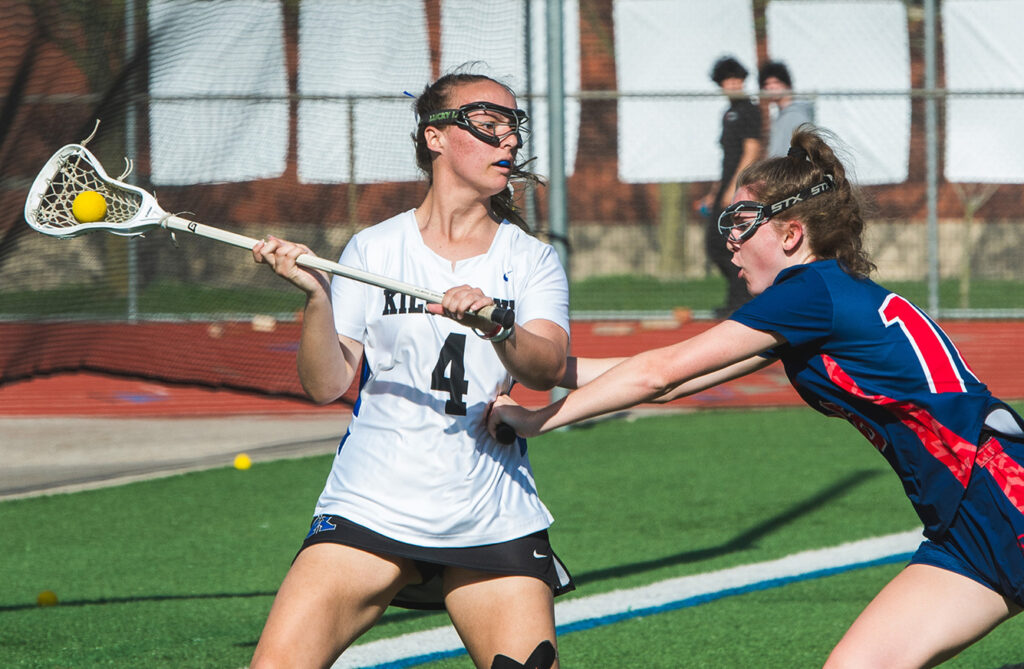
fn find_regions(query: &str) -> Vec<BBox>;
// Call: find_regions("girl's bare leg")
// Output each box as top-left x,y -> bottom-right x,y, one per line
251,543 -> 419,669
444,568 -> 558,669
825,564 -> 1020,668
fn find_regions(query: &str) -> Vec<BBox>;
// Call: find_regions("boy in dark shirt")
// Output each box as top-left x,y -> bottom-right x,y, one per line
699,55 -> 762,317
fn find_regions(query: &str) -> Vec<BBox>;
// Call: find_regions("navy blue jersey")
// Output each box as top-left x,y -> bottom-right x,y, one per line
730,260 -> 1002,537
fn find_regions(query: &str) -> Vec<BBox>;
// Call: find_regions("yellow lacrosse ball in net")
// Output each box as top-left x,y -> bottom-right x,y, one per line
71,190 -> 107,223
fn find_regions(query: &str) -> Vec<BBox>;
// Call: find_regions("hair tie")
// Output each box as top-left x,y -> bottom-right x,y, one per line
787,145 -> 808,160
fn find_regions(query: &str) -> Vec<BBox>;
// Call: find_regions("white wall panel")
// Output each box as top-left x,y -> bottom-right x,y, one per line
615,0 -> 757,183
149,0 -> 288,184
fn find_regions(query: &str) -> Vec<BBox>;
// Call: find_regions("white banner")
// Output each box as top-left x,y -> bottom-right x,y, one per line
297,0 -> 430,184
615,0 -> 757,183
944,0 -> 1024,183
766,0 -> 910,185
149,0 -> 289,185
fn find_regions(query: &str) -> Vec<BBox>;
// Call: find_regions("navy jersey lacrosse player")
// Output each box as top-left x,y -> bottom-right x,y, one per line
489,125 -> 1024,667
731,259 -> 1024,547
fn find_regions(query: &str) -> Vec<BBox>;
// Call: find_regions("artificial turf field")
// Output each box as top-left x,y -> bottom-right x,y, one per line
3,408 -> 1023,668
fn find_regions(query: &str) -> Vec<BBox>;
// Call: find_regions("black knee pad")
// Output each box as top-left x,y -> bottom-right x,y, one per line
490,640 -> 556,669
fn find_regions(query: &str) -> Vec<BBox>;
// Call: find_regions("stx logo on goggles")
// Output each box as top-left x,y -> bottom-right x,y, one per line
771,194 -> 804,213
769,180 -> 833,214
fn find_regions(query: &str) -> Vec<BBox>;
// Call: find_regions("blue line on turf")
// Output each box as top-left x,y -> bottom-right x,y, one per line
358,551 -> 914,669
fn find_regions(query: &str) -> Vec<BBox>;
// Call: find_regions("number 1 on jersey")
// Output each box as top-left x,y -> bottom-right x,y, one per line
879,294 -> 967,394
431,333 -> 469,415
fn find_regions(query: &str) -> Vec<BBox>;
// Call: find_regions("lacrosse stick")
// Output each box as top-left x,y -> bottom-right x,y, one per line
23,143 -> 515,329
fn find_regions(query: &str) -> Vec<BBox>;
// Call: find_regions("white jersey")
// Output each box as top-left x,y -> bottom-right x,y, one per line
317,210 -> 570,547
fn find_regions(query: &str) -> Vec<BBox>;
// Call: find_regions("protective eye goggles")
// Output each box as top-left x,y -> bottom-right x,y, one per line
718,175 -> 835,242
423,101 -> 529,147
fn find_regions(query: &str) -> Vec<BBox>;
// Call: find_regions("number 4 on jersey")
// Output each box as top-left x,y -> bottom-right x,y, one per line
431,332 -> 469,415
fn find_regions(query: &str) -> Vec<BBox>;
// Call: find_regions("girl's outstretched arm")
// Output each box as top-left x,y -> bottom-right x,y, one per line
490,320 -> 783,438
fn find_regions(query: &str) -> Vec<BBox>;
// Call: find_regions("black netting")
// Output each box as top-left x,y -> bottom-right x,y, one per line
4,1 -> 1024,397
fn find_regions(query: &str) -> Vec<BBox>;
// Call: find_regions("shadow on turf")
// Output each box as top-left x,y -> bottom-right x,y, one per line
0,590 -> 279,613
573,468 -> 883,586
1,590 -> 446,629
1,589 -> 447,628
2,470 -> 880,629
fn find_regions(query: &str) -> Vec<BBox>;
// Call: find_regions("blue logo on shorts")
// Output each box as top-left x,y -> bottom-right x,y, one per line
306,515 -> 337,539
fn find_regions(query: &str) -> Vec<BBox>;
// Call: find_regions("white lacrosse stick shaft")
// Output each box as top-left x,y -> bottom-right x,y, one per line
24,143 -> 514,328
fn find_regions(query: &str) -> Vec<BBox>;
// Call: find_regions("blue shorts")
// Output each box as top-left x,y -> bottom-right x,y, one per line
911,430 -> 1024,607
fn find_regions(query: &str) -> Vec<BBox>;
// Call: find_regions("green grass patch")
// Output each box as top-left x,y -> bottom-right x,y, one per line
883,278 -> 1024,312
2,409 -> 1022,667
569,275 -> 1024,313
567,275 -> 727,312
2,276 -> 1023,318
0,279 -> 303,318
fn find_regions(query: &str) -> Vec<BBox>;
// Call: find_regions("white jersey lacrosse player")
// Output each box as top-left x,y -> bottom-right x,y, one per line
319,209 -> 569,548
251,71 -> 571,669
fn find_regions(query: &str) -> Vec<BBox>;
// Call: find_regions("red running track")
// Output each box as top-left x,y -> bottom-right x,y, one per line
0,320 -> 1021,417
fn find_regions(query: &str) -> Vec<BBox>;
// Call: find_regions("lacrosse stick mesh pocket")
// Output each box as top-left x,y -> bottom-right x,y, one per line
34,149 -> 144,234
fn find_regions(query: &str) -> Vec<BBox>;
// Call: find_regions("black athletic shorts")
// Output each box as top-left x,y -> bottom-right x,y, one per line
298,514 -> 576,610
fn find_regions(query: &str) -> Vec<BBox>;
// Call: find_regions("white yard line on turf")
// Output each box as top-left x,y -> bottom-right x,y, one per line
332,529 -> 924,669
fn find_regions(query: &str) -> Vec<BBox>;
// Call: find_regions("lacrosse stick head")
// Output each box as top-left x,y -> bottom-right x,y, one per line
24,144 -> 168,239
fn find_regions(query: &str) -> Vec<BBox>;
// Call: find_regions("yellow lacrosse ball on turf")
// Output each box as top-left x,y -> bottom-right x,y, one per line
36,590 -> 58,607
233,453 -> 252,470
71,190 -> 107,223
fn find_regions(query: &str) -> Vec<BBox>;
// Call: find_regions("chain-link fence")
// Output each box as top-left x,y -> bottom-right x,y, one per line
1,0 -> 1022,393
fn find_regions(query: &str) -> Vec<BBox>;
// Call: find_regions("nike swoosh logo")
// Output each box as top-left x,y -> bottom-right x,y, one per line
533,550 -> 548,559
